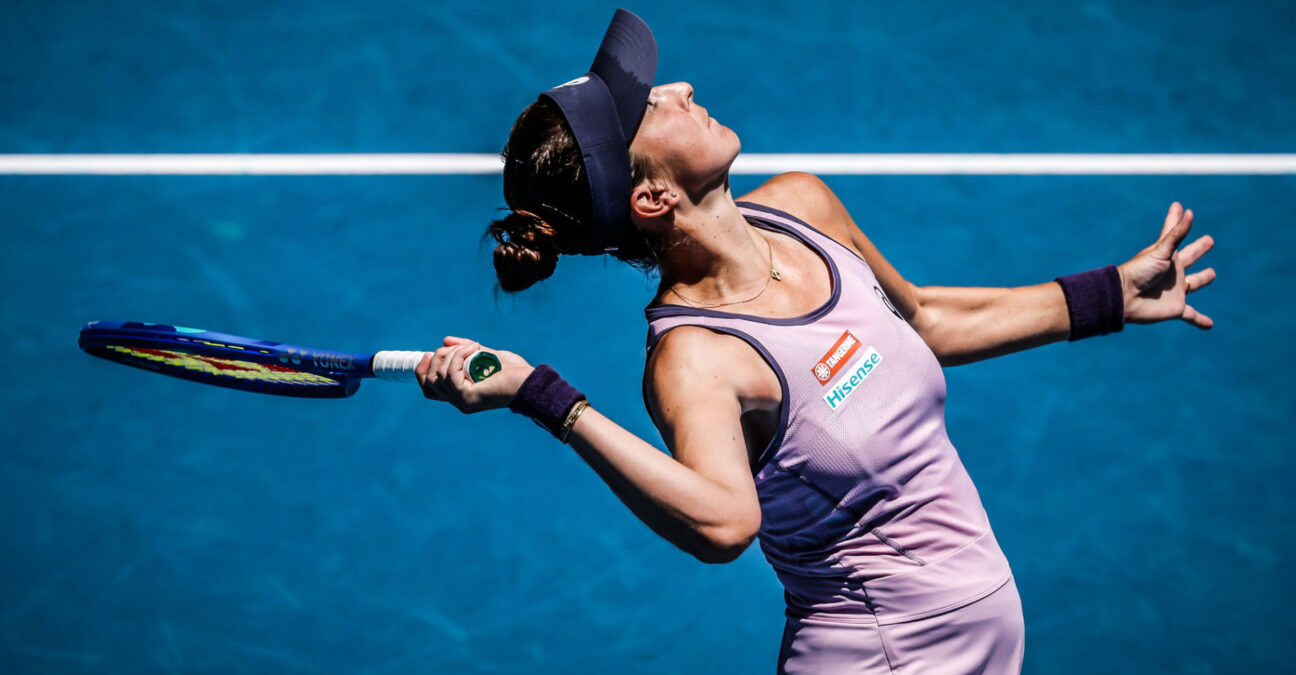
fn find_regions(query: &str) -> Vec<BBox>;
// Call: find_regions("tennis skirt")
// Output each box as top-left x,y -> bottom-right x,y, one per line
776,575 -> 1025,674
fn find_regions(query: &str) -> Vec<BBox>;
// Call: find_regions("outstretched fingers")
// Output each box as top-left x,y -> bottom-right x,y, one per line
1177,233 -> 1215,267
1178,230 -> 1216,295
1181,304 -> 1214,330
1185,267 -> 1217,294
1155,205 -> 1194,259
1160,202 -> 1184,237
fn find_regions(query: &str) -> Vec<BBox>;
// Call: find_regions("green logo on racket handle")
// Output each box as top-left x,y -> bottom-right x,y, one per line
465,350 -> 502,383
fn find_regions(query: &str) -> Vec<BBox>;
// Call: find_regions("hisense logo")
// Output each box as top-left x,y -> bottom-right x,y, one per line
823,348 -> 883,412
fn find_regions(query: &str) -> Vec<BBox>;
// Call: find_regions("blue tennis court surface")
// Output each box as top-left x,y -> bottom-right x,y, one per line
2,1 -> 1294,673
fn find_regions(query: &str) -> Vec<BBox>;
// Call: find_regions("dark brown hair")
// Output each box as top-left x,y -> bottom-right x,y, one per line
488,98 -> 661,292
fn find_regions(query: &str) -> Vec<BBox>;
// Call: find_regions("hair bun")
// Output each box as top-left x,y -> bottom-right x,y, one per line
488,210 -> 561,292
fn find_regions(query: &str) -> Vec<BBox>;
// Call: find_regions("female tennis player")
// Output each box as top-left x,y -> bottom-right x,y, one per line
416,10 -> 1216,674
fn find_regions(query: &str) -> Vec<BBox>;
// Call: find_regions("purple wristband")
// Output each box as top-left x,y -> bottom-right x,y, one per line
508,364 -> 586,437
1054,265 -> 1125,341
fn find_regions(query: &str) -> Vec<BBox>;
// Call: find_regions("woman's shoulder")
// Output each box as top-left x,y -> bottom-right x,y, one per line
738,172 -> 865,256
648,324 -> 746,367
737,172 -> 836,222
644,324 -> 780,417
646,326 -> 767,387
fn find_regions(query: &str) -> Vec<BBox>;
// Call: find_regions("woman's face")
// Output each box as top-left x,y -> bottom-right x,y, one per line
629,82 -> 741,191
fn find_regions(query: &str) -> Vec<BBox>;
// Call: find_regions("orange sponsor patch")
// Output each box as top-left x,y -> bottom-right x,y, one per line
812,330 -> 861,385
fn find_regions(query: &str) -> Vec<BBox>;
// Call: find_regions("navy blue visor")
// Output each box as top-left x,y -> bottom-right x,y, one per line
539,9 -> 657,253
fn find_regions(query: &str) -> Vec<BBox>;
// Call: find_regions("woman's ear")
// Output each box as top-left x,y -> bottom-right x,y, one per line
630,181 -> 679,222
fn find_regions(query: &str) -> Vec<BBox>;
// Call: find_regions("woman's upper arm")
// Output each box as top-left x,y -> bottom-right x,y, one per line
644,327 -> 762,509
739,172 -> 924,323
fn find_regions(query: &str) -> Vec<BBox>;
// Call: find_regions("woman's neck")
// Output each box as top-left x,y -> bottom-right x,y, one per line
657,186 -> 772,304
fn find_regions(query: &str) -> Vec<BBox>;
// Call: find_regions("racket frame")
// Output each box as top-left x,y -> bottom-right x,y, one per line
80,321 -> 374,398
80,321 -> 499,398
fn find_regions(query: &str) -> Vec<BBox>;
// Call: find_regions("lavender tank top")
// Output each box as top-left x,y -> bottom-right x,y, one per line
645,202 -> 1012,626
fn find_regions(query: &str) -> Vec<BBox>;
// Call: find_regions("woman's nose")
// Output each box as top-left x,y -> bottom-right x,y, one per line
653,82 -> 693,107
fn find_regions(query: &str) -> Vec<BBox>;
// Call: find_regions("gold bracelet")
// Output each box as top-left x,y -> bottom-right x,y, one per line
558,399 -> 590,444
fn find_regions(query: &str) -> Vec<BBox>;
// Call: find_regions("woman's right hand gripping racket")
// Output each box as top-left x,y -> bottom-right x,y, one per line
416,336 -> 534,413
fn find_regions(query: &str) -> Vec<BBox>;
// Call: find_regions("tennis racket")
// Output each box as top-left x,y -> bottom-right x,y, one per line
78,321 -> 501,399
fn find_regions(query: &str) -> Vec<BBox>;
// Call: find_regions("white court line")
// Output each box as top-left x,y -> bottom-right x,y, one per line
1,153 -> 1295,175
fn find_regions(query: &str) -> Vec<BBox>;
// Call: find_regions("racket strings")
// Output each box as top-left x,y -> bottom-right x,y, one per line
105,345 -> 340,386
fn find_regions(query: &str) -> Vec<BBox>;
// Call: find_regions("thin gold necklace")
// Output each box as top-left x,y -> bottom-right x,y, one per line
669,234 -> 783,309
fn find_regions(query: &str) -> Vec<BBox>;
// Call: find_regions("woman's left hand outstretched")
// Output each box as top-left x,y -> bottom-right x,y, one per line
415,336 -> 534,414
1118,201 -> 1217,329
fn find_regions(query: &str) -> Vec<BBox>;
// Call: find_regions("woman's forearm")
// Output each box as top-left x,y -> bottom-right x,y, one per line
563,406 -> 760,563
910,204 -> 1216,364
911,282 -> 1072,367
414,342 -> 759,563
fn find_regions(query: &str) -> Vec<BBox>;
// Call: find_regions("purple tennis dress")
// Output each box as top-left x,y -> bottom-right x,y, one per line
645,203 -> 1025,674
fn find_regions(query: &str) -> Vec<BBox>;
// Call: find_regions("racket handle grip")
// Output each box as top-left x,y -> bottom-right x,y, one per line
370,349 -> 502,384
371,350 -> 425,382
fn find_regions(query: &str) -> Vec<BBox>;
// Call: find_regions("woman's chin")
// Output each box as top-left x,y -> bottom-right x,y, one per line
726,137 -> 743,166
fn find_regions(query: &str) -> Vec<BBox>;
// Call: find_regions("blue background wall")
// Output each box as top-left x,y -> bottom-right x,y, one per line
2,1 -> 1293,672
